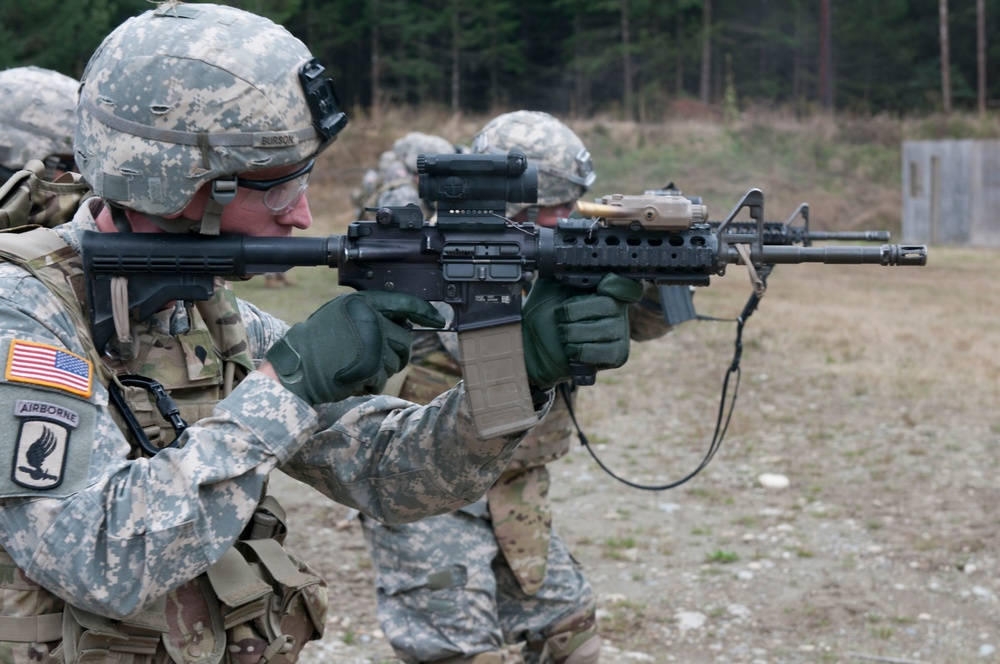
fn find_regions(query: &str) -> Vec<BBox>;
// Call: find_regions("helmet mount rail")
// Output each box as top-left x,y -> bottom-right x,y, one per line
299,59 -> 347,150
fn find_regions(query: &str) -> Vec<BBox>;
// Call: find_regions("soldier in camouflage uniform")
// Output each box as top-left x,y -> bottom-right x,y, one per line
0,66 -> 90,228
362,111 -> 674,664
0,66 -> 79,182
353,131 -> 457,219
0,8 -> 641,664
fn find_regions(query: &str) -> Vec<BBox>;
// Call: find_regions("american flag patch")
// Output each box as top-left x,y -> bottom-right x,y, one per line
5,340 -> 93,398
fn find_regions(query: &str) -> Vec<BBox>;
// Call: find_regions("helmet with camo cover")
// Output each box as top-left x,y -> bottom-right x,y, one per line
470,110 -> 595,216
377,150 -> 410,184
392,132 -> 456,175
0,66 -> 79,175
74,2 -> 347,232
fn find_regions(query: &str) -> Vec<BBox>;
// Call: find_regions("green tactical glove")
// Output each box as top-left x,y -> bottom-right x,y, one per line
522,273 -> 644,388
266,291 -> 445,405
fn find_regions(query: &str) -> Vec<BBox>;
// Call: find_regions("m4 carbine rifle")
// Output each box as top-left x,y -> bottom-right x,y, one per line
81,151 -> 926,440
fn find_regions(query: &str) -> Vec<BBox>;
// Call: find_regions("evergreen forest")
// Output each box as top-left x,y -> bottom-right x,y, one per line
1,0 -> 996,118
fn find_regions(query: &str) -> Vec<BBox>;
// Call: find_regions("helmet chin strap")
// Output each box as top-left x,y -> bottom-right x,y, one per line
109,177 -> 235,235
198,177 -> 237,236
109,204 -> 133,233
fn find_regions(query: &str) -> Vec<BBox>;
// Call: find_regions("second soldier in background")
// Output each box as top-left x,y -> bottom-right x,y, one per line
353,131 -> 459,219
0,66 -> 90,228
361,111 -> 673,664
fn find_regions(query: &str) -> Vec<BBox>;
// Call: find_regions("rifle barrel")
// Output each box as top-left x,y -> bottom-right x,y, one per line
741,244 -> 927,266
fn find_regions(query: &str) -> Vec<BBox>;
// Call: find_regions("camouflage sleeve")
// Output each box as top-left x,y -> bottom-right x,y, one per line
241,291 -> 546,525
237,296 -> 290,360
0,267 -> 317,619
280,385 -> 550,526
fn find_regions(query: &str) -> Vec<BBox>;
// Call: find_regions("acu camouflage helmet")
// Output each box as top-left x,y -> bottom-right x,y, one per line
393,132 -> 456,175
74,2 -> 346,224
377,150 -> 410,184
0,66 -> 79,172
471,110 -> 595,216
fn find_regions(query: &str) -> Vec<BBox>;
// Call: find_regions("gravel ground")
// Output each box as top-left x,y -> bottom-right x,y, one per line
265,245 -> 999,664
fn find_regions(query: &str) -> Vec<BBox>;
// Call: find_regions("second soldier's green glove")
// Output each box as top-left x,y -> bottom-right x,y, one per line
266,291 -> 445,405
521,273 -> 644,388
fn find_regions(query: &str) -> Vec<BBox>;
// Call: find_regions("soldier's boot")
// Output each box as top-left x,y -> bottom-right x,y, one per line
547,633 -> 600,664
529,605 -> 601,664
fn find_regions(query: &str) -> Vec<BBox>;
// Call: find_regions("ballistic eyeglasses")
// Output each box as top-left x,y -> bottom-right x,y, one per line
235,158 -> 315,214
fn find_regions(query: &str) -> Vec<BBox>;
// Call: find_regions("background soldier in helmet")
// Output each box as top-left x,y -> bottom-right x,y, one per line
0,9 -> 640,663
0,66 -> 78,182
353,130 -> 459,219
361,110 -> 674,664
0,66 -> 89,228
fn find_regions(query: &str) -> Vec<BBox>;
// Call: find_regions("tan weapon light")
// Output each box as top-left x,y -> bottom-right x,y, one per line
575,194 -> 708,231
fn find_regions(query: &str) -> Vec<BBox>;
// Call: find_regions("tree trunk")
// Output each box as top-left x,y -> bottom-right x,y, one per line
792,0 -> 802,110
819,0 -> 832,112
977,0 -> 986,116
699,0 -> 711,105
451,6 -> 460,112
573,9 -> 586,115
621,0 -> 633,120
370,0 -> 381,118
489,30 -> 499,111
940,0 -> 951,113
674,1 -> 684,95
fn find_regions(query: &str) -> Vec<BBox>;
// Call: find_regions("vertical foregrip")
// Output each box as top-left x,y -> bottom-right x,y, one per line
457,324 -> 539,439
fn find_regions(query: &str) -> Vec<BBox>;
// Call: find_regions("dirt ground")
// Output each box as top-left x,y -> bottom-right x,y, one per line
253,241 -> 1000,664
230,113 -> 1000,663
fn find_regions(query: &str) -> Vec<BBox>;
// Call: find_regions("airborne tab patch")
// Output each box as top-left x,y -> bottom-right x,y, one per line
5,340 -> 93,398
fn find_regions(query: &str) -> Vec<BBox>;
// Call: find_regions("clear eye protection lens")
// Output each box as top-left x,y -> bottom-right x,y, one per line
235,158 -> 314,215
263,171 -> 311,214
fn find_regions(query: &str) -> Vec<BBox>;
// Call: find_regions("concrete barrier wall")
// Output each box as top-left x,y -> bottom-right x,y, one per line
903,140 -> 1000,247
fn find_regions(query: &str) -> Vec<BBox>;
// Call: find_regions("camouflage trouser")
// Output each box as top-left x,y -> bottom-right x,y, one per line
361,501 -> 593,664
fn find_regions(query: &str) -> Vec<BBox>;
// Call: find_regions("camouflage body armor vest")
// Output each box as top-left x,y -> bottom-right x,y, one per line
0,227 -> 326,664
0,160 -> 90,230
